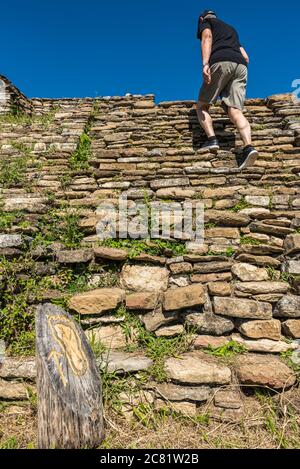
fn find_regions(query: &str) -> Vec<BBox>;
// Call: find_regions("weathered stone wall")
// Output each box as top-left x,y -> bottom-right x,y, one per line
0,75 -> 33,115
1,77 -> 300,420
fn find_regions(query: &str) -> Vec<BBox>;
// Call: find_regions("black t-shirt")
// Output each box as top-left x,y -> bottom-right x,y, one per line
197,17 -> 247,67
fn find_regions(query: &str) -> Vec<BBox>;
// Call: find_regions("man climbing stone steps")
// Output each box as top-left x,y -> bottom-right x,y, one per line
196,9 -> 259,170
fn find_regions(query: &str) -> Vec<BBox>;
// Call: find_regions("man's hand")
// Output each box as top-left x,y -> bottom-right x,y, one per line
203,64 -> 211,85
240,47 -> 250,64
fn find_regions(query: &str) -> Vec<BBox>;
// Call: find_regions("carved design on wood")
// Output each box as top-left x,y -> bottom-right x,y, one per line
47,315 -> 88,386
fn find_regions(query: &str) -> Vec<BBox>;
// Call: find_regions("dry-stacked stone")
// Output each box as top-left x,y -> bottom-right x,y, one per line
1,77 -> 300,418
0,75 -> 33,115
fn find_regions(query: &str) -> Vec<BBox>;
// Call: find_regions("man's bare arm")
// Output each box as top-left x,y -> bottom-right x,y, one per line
201,28 -> 213,84
202,28 -> 213,64
240,47 -> 249,64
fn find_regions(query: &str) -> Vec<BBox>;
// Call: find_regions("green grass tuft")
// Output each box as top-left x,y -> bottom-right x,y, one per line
70,133 -> 92,170
240,236 -> 262,246
206,340 -> 247,359
229,198 -> 251,213
99,238 -> 187,259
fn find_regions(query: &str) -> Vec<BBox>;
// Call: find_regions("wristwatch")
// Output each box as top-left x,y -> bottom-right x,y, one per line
203,63 -> 210,68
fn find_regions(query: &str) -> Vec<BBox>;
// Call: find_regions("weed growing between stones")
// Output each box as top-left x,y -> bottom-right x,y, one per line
0,108 -> 58,129
0,256 -> 69,354
113,306 -> 194,383
207,247 -> 235,257
0,211 -> 15,230
280,272 -> 300,284
10,142 -> 34,157
100,371 -> 140,414
280,350 -> 300,383
85,305 -> 195,386
0,210 -> 25,230
252,124 -> 265,131
99,238 -> 187,259
69,132 -> 92,170
0,139 -> 45,191
267,266 -> 278,281
59,172 -> 73,189
0,227 -> 122,354
49,297 -> 70,311
206,340 -> 247,360
33,209 -> 85,248
240,236 -> 262,246
99,367 -> 210,431
0,256 -> 40,355
0,154 -> 30,188
46,263 -> 120,305
69,103 -> 97,170
88,332 -> 107,358
229,197 -> 252,213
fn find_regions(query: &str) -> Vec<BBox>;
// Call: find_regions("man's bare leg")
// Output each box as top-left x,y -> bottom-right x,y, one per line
196,101 -> 215,137
196,101 -> 220,151
227,106 -> 252,146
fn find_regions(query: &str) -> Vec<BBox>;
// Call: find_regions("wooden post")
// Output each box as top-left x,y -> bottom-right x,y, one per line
36,303 -> 104,449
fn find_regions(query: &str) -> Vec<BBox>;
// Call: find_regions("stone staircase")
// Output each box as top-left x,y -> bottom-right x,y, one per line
1,77 -> 300,423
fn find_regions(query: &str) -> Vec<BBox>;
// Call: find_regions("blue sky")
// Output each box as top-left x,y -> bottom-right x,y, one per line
1,0 -> 299,102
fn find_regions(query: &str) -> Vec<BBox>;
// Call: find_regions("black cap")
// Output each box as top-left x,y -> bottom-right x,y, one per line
199,9 -> 217,18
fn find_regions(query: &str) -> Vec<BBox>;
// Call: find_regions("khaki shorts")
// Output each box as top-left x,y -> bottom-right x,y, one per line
198,61 -> 248,112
